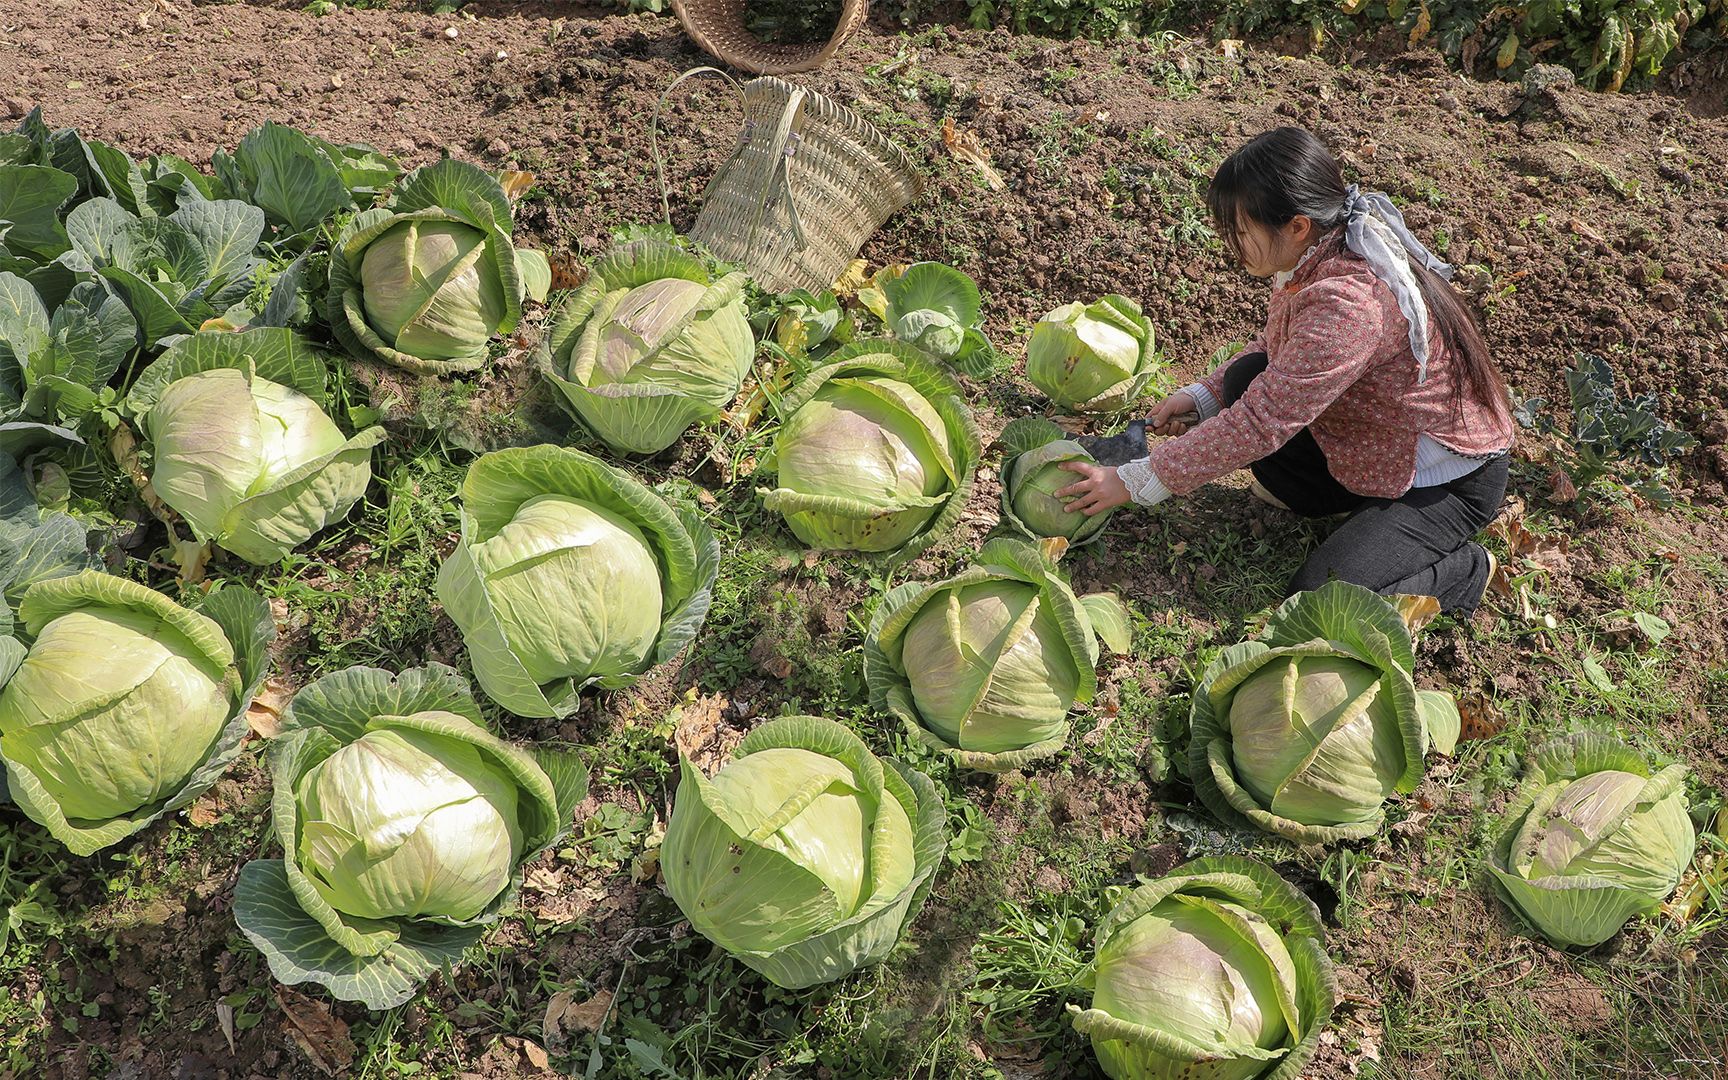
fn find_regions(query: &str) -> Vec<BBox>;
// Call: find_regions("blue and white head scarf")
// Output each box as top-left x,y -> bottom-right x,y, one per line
1339,185 -> 1454,384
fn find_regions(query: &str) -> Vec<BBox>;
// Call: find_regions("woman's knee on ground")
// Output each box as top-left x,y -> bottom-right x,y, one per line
1219,351 -> 1270,406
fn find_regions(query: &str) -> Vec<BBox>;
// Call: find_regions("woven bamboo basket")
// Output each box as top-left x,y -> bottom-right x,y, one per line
654,68 -> 923,294
669,0 -> 870,76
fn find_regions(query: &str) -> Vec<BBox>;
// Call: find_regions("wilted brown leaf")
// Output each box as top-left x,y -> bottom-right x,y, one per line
672,690 -> 728,762
186,795 -> 221,828
548,254 -> 586,292
519,1038 -> 549,1070
941,117 -> 1005,191
1456,693 -> 1508,742
276,986 -> 354,1076
1546,467 -> 1580,503
1391,594 -> 1442,636
499,170 -> 536,200
245,675 -> 294,739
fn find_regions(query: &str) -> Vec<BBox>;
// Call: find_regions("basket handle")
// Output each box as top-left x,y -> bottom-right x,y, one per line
744,89 -> 811,263
652,66 -> 750,227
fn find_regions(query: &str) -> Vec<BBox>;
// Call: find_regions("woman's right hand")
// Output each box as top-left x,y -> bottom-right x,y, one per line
1148,391 -> 1199,436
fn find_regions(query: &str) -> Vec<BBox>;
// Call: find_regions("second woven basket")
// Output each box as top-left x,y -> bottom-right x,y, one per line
669,0 -> 870,75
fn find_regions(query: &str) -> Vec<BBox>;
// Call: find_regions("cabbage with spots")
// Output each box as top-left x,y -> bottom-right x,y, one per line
1026,294 -> 1161,412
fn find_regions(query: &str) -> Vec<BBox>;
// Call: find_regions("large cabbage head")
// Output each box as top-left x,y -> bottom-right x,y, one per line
435,445 -> 718,719
1027,295 -> 1160,412
1070,857 -> 1335,1080
543,241 -> 754,455
998,418 -> 1116,545
867,538 -> 1130,771
0,571 -> 271,855
131,328 -> 383,565
1488,732 -> 1695,948
760,342 -> 979,555
330,159 -> 551,374
232,665 -> 588,1010
660,716 -> 945,988
1188,581 -> 1461,843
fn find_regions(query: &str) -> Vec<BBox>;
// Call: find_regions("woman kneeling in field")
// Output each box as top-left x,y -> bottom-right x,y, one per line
1059,126 -> 1515,615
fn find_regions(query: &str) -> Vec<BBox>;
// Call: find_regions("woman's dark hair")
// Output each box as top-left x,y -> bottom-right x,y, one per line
1206,126 -> 1509,425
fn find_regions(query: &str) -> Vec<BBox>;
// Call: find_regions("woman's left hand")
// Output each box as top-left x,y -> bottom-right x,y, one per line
1054,462 -> 1131,516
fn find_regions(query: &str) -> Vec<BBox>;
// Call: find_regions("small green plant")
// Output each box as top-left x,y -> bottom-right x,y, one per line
1515,353 -> 1698,507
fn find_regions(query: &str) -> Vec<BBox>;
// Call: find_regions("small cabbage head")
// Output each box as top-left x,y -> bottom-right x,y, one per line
131,328 -> 383,565
877,263 -> 994,374
867,538 -> 1130,771
998,418 -> 1116,544
660,716 -> 945,988
0,571 -> 270,855
1488,732 -> 1695,948
330,160 -> 551,374
232,665 -> 588,1010
543,241 -> 754,455
1069,857 -> 1336,1080
436,445 -> 718,718
1026,295 -> 1160,412
1188,581 -> 1461,843
760,342 -> 978,556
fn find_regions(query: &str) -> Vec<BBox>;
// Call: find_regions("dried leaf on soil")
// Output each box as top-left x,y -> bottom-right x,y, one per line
1457,693 -> 1508,742
1392,594 -> 1442,635
245,675 -> 294,739
941,117 -> 1005,192
275,986 -> 355,1076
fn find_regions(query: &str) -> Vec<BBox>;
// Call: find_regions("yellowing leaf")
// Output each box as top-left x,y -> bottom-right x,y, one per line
499,170 -> 536,200
1496,30 -> 1520,69
1409,2 -> 1432,46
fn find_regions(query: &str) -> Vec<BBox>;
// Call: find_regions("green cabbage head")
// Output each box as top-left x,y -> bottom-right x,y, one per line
330,159 -> 551,374
1069,857 -> 1336,1080
0,571 -> 271,855
760,341 -> 979,555
867,538 -> 1130,771
1027,295 -> 1161,412
436,446 -> 718,718
1188,581 -> 1461,843
660,716 -> 945,988
232,664 -> 588,1009
542,240 -> 754,455
998,417 -> 1116,545
131,329 -> 383,565
1488,732 -> 1695,948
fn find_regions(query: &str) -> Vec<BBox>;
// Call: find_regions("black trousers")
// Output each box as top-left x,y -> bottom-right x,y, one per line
1218,353 -> 1508,615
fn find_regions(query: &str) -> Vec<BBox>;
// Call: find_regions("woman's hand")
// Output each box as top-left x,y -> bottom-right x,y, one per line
1148,390 -> 1199,436
1055,462 -> 1131,516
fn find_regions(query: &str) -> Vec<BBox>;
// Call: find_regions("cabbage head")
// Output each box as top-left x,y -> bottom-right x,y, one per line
1188,581 -> 1461,843
1488,732 -> 1695,948
329,159 -> 551,374
660,715 -> 944,989
877,262 -> 994,374
435,445 -> 718,718
0,571 -> 272,855
1027,295 -> 1161,412
760,341 -> 979,556
129,328 -> 383,565
542,240 -> 754,455
866,538 -> 1130,771
1069,856 -> 1336,1080
998,417 -> 1116,545
232,663 -> 587,1009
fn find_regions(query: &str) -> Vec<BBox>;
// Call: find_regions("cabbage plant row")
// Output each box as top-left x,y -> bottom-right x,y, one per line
0,111 -> 1705,1078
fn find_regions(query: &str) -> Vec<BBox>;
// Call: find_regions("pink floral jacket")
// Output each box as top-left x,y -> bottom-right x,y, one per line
1147,231 -> 1514,499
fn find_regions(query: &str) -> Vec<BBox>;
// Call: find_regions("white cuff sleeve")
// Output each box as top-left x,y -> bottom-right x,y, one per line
1184,381 -> 1221,421
1116,456 -> 1173,506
